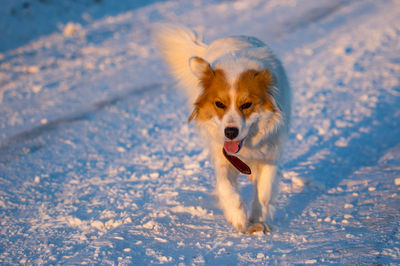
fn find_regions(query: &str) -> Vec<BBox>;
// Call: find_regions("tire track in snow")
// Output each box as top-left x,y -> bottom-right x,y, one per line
0,83 -> 161,164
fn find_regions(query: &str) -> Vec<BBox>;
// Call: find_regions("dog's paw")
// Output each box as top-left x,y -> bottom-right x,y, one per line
226,207 -> 247,232
244,222 -> 270,235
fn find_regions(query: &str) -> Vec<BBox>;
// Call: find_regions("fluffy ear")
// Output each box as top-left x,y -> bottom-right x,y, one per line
189,56 -> 214,88
256,68 -> 277,88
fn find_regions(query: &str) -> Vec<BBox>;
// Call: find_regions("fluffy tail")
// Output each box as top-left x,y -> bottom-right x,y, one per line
153,24 -> 207,106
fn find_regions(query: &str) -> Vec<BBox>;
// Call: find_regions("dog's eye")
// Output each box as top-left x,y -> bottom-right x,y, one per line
240,102 -> 252,110
215,101 -> 226,109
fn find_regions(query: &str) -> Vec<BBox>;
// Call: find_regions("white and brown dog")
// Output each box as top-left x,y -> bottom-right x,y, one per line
154,24 -> 291,234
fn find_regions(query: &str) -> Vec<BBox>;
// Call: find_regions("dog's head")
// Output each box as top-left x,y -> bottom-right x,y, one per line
188,56 -> 282,154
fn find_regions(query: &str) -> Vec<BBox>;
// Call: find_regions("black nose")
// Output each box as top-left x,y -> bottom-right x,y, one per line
224,127 -> 239,140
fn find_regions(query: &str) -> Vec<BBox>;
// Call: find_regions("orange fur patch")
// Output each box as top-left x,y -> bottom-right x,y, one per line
235,69 -> 276,119
189,67 -> 276,122
190,69 -> 231,121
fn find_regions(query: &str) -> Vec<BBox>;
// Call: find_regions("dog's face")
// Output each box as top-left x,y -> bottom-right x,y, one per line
188,57 -> 280,154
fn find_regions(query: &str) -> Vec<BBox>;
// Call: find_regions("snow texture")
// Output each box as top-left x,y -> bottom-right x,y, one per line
1,0 -> 400,264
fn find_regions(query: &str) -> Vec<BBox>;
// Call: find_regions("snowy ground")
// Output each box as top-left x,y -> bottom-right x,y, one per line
1,0 -> 400,264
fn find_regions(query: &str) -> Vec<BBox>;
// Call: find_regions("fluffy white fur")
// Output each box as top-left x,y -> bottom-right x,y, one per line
153,24 -> 291,233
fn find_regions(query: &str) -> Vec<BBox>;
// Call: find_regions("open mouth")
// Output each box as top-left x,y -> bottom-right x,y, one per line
223,139 -> 243,154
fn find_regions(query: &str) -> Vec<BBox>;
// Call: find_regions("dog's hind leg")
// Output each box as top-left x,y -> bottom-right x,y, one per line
248,163 -> 278,233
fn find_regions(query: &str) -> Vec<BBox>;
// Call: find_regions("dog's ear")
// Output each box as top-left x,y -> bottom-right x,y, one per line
189,56 -> 215,88
256,68 -> 276,89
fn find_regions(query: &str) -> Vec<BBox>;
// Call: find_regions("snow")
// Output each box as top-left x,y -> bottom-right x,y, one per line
1,0 -> 400,264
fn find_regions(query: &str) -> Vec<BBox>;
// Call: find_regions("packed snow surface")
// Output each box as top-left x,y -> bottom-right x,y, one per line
1,0 -> 400,264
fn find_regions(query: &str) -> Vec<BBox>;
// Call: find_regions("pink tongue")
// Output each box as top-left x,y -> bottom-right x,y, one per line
224,141 -> 240,154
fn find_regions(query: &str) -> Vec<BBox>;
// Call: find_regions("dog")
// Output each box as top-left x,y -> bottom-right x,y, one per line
153,24 -> 291,234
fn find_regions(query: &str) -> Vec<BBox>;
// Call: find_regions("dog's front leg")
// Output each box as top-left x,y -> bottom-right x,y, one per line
214,156 -> 247,232
248,163 -> 277,233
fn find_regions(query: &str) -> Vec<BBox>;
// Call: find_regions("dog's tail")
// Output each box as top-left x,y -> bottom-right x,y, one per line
153,24 -> 207,106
